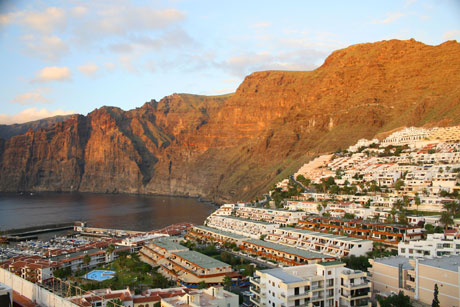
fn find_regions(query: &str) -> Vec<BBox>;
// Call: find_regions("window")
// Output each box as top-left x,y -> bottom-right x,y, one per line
328,270 -> 332,275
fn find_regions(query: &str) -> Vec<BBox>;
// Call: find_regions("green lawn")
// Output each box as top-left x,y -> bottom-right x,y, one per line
74,253 -> 173,294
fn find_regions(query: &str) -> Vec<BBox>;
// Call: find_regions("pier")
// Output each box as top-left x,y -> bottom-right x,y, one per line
1,222 -> 75,242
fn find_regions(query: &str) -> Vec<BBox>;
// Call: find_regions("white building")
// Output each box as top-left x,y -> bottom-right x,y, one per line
235,207 -> 307,225
398,232 -> 460,259
162,286 -> 239,307
250,262 -> 371,307
266,227 -> 373,257
206,216 -> 280,239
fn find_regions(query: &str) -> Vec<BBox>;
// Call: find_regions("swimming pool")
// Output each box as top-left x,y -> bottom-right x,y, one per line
84,270 -> 116,281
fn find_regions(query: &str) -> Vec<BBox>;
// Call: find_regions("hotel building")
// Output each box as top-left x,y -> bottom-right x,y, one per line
235,207 -> 307,225
250,262 -> 371,307
206,215 -> 280,239
139,237 -> 234,287
369,255 -> 460,307
297,216 -> 423,248
266,227 -> 373,257
398,232 -> 460,259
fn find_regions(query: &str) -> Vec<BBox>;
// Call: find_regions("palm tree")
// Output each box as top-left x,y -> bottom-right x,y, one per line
443,201 -> 460,217
414,195 -> 421,216
440,211 -> 454,230
83,254 -> 91,268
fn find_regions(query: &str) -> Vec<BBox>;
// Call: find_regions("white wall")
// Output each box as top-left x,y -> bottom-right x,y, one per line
0,268 -> 79,307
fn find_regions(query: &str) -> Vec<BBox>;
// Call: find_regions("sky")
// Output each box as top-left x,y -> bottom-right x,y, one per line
0,0 -> 459,124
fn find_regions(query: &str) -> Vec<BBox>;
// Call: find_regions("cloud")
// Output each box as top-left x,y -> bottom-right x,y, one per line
1,7 -> 66,32
10,89 -> 51,105
34,66 -> 71,82
219,49 -> 327,77
372,12 -> 406,24
252,21 -> 271,28
78,63 -> 99,76
104,62 -> 116,71
71,6 -> 88,17
22,35 -> 70,61
443,29 -> 460,40
73,7 -> 185,42
0,108 -> 75,124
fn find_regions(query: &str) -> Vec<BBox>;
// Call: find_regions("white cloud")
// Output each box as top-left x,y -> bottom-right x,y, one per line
0,108 -> 75,124
71,6 -> 88,17
372,12 -> 406,24
104,62 -> 116,71
34,66 -> 71,82
443,29 -> 460,40
74,7 -> 185,41
219,49 -> 327,77
10,89 -> 50,105
252,21 -> 271,28
78,63 -> 99,76
1,7 -> 66,32
23,35 -> 69,61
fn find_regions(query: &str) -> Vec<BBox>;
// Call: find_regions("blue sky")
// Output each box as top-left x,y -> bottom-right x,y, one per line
0,0 -> 459,124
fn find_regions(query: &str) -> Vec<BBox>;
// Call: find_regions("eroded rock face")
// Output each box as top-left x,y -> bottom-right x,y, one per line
1,39 -> 459,202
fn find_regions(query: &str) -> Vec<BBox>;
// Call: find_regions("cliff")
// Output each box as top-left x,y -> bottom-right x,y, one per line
1,39 -> 459,202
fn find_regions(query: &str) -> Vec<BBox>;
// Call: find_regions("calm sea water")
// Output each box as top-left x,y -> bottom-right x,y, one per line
0,193 -> 216,232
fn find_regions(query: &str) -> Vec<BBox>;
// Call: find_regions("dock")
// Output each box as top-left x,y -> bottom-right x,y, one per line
1,222 -> 75,242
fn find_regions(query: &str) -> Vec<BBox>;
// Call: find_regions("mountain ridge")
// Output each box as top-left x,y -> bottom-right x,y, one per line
0,39 -> 459,202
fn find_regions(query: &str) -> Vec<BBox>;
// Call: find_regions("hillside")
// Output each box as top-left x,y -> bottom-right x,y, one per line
0,39 -> 459,202
0,115 -> 74,139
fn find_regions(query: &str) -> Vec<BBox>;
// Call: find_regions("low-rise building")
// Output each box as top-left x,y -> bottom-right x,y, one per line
250,262 -> 371,307
235,207 -> 307,225
140,237 -> 235,287
297,216 -> 423,248
186,225 -> 250,246
369,255 -> 460,307
206,215 -> 280,239
161,285 -> 238,307
240,239 -> 335,266
398,232 -> 460,258
266,227 -> 373,257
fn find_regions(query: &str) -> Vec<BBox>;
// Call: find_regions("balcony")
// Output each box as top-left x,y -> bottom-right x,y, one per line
287,292 -> 311,300
250,295 -> 261,306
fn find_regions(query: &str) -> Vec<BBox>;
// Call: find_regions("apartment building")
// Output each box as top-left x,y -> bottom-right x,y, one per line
186,225 -> 250,246
161,285 -> 238,307
206,215 -> 280,239
140,237 -> 234,287
0,255 -> 58,283
369,255 -> 460,307
235,207 -> 307,225
240,239 -> 335,266
297,216 -> 423,248
250,262 -> 371,307
266,227 -> 373,257
398,233 -> 460,258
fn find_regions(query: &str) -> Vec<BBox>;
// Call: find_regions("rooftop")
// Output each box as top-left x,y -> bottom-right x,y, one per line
221,216 -> 275,225
150,237 -> 186,251
373,256 -> 413,270
243,239 -> 330,259
173,250 -> 230,269
193,225 -> 249,240
261,268 -> 304,284
419,255 -> 460,272
281,227 -> 369,243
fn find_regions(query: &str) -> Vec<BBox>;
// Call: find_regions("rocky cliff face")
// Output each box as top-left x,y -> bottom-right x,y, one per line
1,39 -> 459,202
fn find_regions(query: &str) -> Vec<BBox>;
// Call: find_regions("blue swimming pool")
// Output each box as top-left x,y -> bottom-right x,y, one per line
84,270 -> 116,281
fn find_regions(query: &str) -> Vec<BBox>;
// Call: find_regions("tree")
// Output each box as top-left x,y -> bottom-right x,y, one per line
394,179 -> 405,191
198,281 -> 207,289
377,291 -> 413,307
440,211 -> 454,230
107,299 -> 122,307
443,201 -> 460,216
223,275 -> 232,290
432,284 -> 440,307
414,195 -> 421,216
83,254 -> 91,267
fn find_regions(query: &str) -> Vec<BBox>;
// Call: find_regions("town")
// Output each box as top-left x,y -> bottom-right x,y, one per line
1,125 -> 460,307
